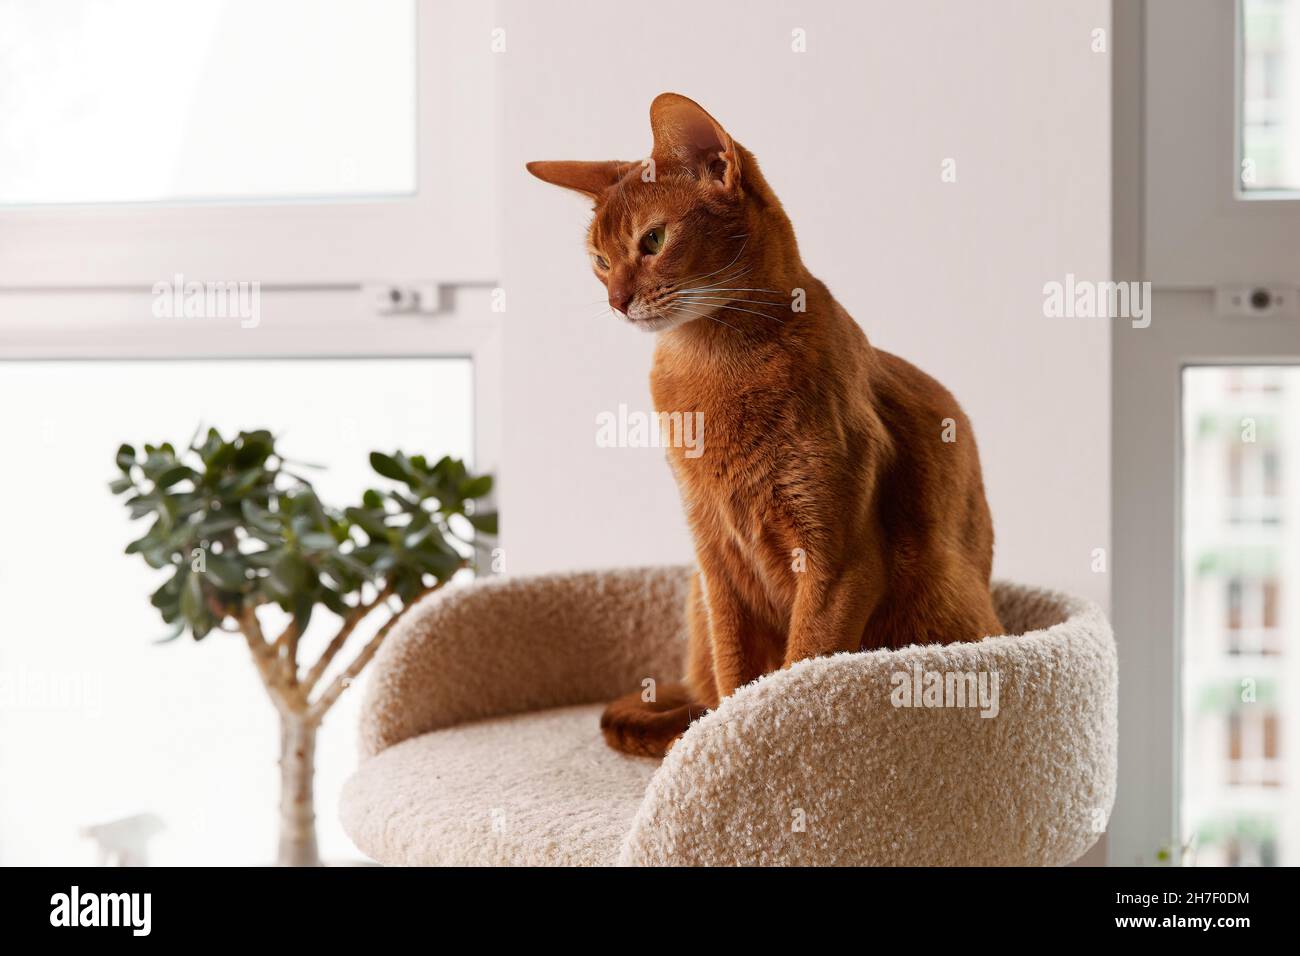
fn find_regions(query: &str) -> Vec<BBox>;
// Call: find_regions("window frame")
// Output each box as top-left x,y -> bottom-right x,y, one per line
0,1 -> 498,287
1144,0 -> 1300,287
0,285 -> 502,486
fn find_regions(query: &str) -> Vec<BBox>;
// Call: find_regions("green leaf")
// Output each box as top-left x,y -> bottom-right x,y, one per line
127,494 -> 159,520
370,452 -> 412,484
141,450 -> 176,480
233,432 -> 273,469
299,532 -> 336,552
391,568 -> 424,604
243,526 -> 283,547
179,570 -> 203,623
115,444 -> 136,472
206,440 -> 236,470
293,595 -> 314,636
150,573 -> 180,607
203,554 -> 248,591
229,470 -> 264,496
108,475 -> 135,495
195,514 -> 241,537
467,510 -> 498,535
153,623 -> 186,644
125,526 -> 163,555
145,548 -> 177,570
418,549 -> 463,581
268,552 -> 311,598
155,465 -> 194,489
320,587 -> 350,616
320,554 -> 372,592
344,507 -> 391,542
241,499 -> 281,535
403,523 -> 435,549
458,475 -> 493,499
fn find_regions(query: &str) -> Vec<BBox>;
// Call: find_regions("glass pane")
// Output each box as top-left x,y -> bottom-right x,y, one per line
0,358 -> 471,864
1182,366 -> 1297,866
0,0 -> 417,205
1241,0 -> 1300,192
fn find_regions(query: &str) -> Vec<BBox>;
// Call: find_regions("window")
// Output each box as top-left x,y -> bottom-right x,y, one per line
1182,366 -> 1296,865
0,1 -> 417,205
0,0 -> 497,285
1143,0 -> 1300,285
1240,0 -> 1300,193
0,358 -> 472,864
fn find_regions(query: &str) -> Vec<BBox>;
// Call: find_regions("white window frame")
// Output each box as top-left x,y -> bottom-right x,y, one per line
0,0 -> 497,287
0,285 -> 501,489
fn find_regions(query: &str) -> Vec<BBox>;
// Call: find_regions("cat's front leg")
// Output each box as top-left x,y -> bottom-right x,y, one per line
697,570 -> 767,698
782,568 -> 878,666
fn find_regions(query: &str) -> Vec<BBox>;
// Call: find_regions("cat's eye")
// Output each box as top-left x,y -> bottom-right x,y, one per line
593,253 -> 609,270
640,227 -> 665,255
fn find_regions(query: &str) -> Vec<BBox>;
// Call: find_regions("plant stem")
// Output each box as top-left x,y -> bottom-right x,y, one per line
277,713 -> 320,867
306,584 -> 439,722
300,586 -> 394,696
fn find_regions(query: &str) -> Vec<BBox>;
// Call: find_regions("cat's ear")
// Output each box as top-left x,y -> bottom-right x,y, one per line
525,160 -> 632,200
649,93 -> 741,192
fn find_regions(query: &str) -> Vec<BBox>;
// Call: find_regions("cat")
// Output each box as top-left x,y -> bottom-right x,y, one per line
528,93 -> 1003,758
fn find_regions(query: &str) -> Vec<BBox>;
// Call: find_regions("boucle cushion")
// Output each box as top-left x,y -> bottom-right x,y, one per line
340,704 -> 653,866
340,566 -> 1116,866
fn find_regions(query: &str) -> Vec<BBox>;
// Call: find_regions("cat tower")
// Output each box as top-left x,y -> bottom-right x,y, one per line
339,566 -> 1116,866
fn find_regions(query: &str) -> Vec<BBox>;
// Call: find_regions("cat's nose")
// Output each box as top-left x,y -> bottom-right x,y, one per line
608,284 -> 634,314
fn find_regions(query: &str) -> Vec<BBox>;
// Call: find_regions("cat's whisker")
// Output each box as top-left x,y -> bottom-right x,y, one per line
674,290 -> 782,304
676,286 -> 784,298
670,236 -> 751,291
671,293 -> 786,322
667,301 -> 744,333
687,268 -> 776,295
675,295 -> 783,311
673,297 -> 786,325
693,266 -> 752,288
663,267 -> 757,299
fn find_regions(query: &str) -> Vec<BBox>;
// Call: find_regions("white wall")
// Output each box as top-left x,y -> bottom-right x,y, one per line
497,0 -> 1111,608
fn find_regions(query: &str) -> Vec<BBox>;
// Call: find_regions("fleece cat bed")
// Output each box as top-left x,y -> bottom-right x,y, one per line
339,565 -> 1116,866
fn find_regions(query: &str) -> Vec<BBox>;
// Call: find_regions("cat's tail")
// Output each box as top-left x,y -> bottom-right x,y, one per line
600,683 -> 708,758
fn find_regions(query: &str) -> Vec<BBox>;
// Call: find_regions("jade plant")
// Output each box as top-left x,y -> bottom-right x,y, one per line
110,427 -> 495,866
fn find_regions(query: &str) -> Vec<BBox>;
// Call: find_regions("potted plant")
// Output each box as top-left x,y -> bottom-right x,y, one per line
110,427 -> 496,866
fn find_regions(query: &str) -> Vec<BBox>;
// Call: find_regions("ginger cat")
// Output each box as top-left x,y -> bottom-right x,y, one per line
529,93 -> 1002,758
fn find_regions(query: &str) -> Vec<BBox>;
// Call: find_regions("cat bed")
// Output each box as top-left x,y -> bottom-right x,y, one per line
339,565 -> 1116,866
